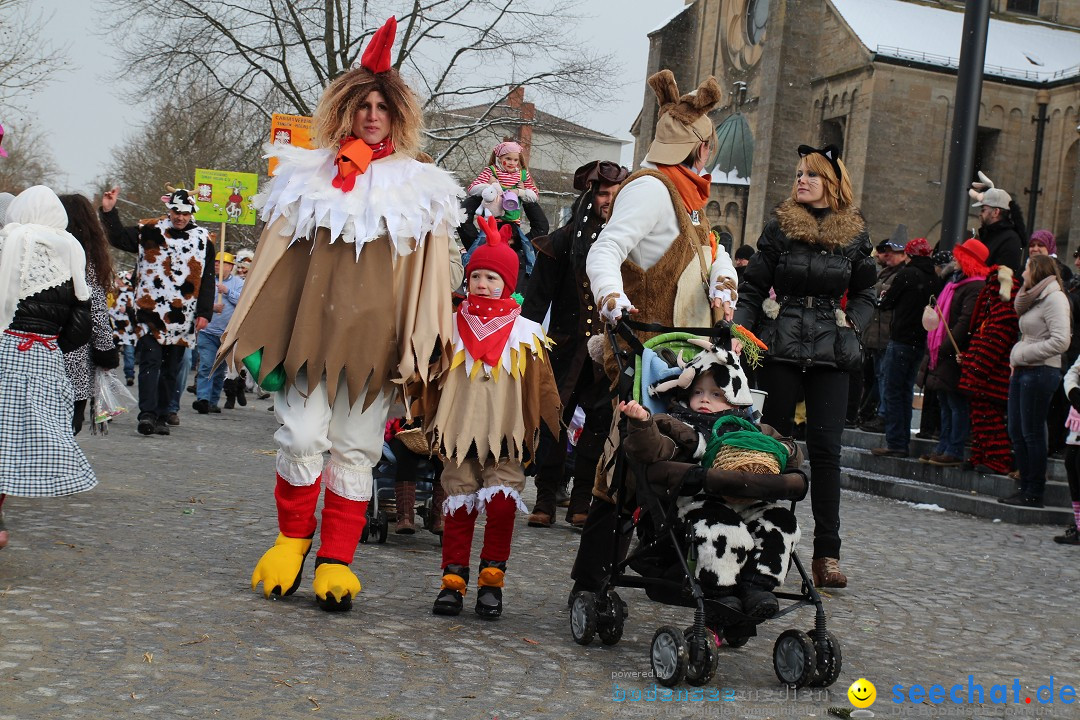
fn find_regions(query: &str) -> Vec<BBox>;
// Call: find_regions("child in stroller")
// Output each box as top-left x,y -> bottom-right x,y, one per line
618,338 -> 805,621
569,328 -> 840,690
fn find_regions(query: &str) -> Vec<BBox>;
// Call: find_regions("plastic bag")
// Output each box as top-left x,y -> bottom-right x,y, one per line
91,368 -> 136,434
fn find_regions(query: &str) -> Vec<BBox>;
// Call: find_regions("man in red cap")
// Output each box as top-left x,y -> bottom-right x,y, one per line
871,238 -> 941,458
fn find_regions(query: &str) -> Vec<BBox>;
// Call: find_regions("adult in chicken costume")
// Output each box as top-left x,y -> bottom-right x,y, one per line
218,17 -> 462,611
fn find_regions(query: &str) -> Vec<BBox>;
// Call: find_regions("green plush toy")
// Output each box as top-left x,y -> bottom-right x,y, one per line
241,349 -> 287,392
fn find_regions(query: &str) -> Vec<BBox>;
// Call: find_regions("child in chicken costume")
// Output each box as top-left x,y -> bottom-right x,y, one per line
428,215 -> 560,619
218,17 -> 462,612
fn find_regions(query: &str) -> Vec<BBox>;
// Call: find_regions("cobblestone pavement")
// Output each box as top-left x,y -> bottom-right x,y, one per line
2,391 -> 1078,720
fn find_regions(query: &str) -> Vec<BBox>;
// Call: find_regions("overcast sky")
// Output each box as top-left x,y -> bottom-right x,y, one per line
20,0 -> 686,194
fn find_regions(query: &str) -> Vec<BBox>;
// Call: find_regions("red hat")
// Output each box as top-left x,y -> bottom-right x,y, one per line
360,17 -> 397,74
467,216 -> 520,295
904,237 -> 931,257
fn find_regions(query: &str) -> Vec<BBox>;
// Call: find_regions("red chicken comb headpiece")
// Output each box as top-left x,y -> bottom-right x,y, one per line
468,215 -> 520,295
361,17 -> 397,74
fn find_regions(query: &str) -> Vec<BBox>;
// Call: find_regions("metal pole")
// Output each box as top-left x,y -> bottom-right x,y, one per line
939,0 -> 991,251
1026,90 -> 1050,233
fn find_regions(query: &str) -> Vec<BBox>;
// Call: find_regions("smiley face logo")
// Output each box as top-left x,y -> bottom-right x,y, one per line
848,678 -> 877,708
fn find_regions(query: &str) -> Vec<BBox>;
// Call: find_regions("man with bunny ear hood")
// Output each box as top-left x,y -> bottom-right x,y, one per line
586,69 -> 738,357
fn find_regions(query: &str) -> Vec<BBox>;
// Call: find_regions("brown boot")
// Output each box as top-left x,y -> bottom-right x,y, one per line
812,557 -> 848,588
395,481 -> 416,534
429,482 -> 445,535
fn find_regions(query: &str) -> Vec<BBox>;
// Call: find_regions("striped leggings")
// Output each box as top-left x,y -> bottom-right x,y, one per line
968,396 -> 1012,474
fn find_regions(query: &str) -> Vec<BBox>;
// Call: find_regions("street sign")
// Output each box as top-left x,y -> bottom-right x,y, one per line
193,169 -> 259,226
269,113 -> 314,175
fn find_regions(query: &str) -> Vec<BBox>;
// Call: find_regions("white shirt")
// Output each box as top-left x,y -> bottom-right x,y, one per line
586,164 -> 737,309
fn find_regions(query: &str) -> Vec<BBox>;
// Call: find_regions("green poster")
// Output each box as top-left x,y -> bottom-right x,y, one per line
193,169 -> 259,225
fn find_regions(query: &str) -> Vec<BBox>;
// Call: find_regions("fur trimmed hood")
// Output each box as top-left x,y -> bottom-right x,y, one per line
773,199 -> 866,252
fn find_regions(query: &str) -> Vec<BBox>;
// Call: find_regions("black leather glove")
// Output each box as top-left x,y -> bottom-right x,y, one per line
92,345 -> 120,369
1069,388 -> 1080,413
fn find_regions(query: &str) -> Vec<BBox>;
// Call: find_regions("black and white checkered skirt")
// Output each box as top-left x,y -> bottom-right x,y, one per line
0,331 -> 97,497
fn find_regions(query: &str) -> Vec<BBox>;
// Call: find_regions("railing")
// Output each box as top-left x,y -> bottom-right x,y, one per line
874,45 -> 1080,83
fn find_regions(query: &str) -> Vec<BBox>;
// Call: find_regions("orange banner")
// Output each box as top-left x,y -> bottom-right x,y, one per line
268,113 -> 314,175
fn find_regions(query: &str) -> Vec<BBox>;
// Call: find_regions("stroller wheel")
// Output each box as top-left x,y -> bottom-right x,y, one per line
650,626 -> 689,687
808,630 -> 842,687
569,591 -> 598,646
683,627 -> 719,687
773,629 -> 818,688
597,591 -> 627,646
375,512 -> 389,544
359,525 -> 370,544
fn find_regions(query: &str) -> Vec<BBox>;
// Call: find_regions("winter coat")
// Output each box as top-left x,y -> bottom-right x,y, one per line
521,218 -> 603,406
621,410 -> 807,502
958,266 -> 1018,403
7,279 -> 91,353
925,275 -> 984,392
877,255 -> 939,346
1010,279 -> 1071,369
978,219 -> 1023,275
861,262 -> 902,351
733,200 -> 877,372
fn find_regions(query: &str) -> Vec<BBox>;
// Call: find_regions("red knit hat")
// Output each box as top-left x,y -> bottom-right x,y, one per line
904,237 -> 932,257
467,216 -> 520,295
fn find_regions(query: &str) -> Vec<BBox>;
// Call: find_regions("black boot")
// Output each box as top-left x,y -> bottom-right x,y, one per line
738,574 -> 779,618
235,371 -> 248,406
433,564 -> 469,616
475,559 -> 506,619
223,379 -> 236,409
137,412 -> 156,436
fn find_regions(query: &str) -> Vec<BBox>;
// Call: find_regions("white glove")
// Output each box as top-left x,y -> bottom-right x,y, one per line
599,292 -> 634,324
481,184 -> 500,204
710,287 -> 734,303
518,188 -> 538,203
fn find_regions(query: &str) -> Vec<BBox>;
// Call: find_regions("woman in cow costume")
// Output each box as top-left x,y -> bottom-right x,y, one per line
218,17 -> 461,612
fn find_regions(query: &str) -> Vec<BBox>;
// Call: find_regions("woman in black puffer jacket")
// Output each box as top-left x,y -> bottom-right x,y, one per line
733,145 -> 877,589
0,185 -> 97,551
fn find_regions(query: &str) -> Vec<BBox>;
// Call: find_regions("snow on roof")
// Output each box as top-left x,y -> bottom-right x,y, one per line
830,0 -> 1080,82
710,168 -> 750,186
649,4 -> 692,36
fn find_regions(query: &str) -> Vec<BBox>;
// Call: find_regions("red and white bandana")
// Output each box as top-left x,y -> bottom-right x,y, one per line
456,296 -> 521,368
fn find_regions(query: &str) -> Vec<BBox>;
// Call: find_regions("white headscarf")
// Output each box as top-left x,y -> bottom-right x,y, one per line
0,185 -> 90,333
0,192 -> 15,227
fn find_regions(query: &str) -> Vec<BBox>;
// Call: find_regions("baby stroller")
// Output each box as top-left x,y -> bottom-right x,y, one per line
567,319 -> 842,689
360,438 -> 440,544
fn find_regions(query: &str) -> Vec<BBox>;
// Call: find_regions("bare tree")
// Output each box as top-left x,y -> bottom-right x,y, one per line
0,120 -> 61,192
0,0 -> 67,110
98,87 -> 267,249
102,0 -> 609,160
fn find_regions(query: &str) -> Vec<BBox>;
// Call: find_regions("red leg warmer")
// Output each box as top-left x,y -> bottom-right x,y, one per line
316,490 -> 368,565
481,492 -> 517,564
441,506 -> 478,569
275,474 -> 321,538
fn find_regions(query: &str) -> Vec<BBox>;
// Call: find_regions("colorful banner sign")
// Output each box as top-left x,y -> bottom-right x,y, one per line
269,113 -> 314,175
193,169 -> 259,226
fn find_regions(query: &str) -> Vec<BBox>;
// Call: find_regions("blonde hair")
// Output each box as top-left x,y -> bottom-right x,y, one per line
790,152 -> 853,212
1024,253 -> 1063,290
312,67 -> 423,156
